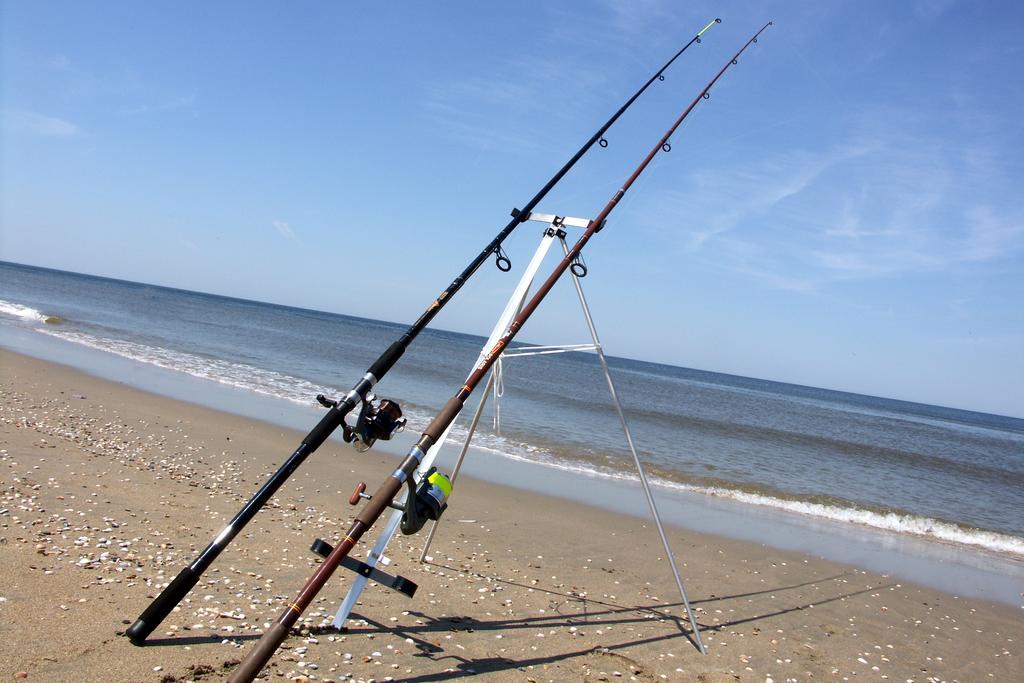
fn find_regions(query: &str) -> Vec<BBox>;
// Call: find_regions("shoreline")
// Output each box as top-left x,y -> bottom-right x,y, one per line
1,349 -> 1022,681
4,331 -> 1024,605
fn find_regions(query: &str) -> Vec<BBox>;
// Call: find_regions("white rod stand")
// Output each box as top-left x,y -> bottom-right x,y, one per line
334,214 -> 706,653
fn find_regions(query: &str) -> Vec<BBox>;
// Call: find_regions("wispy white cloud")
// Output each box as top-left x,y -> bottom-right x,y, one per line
420,1 -> 675,154
637,142 -> 876,252
959,205 -> 1024,263
48,53 -> 72,70
809,247 -> 942,277
913,0 -> 957,21
425,113 -> 543,155
34,54 -> 197,119
2,108 -> 79,137
596,0 -> 676,40
800,140 -> 1022,281
419,48 -> 604,153
716,242 -> 817,292
273,220 -> 296,240
549,0 -> 720,67
629,110 -> 1023,292
120,94 -> 197,117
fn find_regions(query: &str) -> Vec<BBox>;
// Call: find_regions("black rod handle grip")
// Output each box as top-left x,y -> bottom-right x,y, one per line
125,565 -> 200,645
227,622 -> 291,683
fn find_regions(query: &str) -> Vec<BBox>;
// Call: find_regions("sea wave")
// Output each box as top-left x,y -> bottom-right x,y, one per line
667,479 -> 1024,556
36,328 -> 337,404
31,324 -> 1024,559
0,299 -> 63,324
461,442 -> 1024,557
35,326 -> 533,458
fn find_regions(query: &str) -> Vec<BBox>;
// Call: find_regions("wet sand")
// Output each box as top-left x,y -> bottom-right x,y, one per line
1,349 -> 1021,682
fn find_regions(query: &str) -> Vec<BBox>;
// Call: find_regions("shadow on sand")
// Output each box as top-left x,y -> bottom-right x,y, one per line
329,564 -> 884,682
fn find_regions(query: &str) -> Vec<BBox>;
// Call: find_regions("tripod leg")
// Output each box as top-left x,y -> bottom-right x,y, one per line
418,371 -> 495,563
562,237 -> 706,654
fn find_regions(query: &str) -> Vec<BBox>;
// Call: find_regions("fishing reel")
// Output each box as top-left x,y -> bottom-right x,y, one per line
400,467 -> 452,535
348,466 -> 452,535
342,394 -> 407,452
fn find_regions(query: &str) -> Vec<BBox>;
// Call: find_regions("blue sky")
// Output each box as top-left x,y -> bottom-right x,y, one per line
2,1 -> 1022,418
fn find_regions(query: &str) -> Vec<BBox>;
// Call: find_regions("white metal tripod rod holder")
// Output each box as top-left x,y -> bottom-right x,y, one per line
331,226 -> 559,628
335,213 -> 706,653
415,215 -> 706,653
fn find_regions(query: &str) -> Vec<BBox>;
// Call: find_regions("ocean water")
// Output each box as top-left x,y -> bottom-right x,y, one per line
2,260 -> 1023,563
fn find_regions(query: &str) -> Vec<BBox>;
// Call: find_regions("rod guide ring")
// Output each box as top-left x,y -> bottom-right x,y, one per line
570,253 -> 588,277
494,245 -> 512,272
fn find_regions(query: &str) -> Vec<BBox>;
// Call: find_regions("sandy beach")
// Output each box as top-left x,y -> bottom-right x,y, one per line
1,349 -> 1020,682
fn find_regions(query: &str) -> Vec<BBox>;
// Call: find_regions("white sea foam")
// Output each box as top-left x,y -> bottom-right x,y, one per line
36,328 -> 337,405
660,480 -> 1024,557
33,325 -> 1024,559
463,442 -> 1024,557
0,299 -> 61,324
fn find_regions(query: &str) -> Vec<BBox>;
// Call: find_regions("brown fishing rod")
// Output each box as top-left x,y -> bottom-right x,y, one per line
228,21 -> 773,682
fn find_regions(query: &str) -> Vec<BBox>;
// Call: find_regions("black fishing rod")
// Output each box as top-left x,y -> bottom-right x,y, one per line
124,18 -> 722,645
227,22 -> 773,681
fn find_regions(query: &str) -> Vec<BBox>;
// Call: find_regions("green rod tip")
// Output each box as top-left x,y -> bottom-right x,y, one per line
698,18 -> 720,36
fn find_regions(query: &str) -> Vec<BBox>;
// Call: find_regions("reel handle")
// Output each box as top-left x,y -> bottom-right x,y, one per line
349,482 -> 367,506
